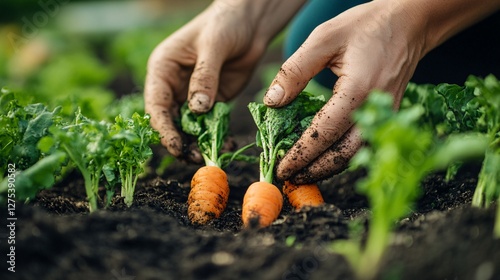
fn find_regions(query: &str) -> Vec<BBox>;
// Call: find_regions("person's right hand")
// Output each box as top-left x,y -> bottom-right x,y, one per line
264,0 -> 500,184
145,0 -> 305,161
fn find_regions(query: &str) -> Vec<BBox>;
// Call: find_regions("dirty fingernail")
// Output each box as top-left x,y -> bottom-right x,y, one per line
264,84 -> 284,106
276,164 -> 292,181
164,136 -> 183,158
187,149 -> 203,164
189,93 -> 211,113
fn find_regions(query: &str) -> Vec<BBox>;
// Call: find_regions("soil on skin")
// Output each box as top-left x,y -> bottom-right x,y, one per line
1,151 -> 499,280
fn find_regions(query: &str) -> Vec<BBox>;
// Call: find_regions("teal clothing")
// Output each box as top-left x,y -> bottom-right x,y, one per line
284,0 -> 368,89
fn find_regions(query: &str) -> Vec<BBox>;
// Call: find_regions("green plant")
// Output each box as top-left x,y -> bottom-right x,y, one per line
37,110 -> 159,211
248,92 -> 325,183
242,92 -> 325,227
0,88 -> 62,174
331,92 -> 487,279
39,109 -> 114,212
106,93 -> 145,120
461,76 -> 500,237
0,151 -> 67,204
181,102 -> 255,168
458,76 -> 500,209
406,75 -> 500,236
11,48 -> 116,121
108,113 -> 160,207
181,101 -> 256,224
0,88 -> 67,202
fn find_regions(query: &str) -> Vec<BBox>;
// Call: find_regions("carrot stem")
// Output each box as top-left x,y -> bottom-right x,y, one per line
202,153 -> 218,167
495,198 -> 500,238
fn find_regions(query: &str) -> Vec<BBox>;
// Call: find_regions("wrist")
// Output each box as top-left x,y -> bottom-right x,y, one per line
214,0 -> 306,44
252,0 -> 307,43
399,0 -> 500,55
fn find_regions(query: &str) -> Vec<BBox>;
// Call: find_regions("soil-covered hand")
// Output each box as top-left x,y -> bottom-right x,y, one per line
145,0 -> 305,161
264,0 -> 500,184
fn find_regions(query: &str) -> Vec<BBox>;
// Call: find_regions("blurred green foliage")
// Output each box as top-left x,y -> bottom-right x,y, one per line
0,0 -> 92,24
1,0 -> 209,121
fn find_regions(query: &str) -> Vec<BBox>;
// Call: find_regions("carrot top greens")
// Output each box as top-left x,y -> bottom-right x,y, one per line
0,87 -> 160,211
332,91 -> 488,280
331,74 -> 500,279
181,102 -> 256,168
248,92 -> 325,183
402,75 -> 500,216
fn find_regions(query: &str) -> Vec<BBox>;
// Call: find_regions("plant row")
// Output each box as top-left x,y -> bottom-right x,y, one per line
332,74 -> 499,279
0,88 -> 159,211
180,74 -> 500,279
1,71 -> 498,279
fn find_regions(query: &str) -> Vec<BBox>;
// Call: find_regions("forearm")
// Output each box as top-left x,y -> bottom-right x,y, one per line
400,0 -> 500,55
214,0 -> 307,43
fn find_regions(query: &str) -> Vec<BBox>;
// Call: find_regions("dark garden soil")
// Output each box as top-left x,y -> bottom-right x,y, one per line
1,145 -> 499,280
1,47 -> 500,280
1,57 -> 500,279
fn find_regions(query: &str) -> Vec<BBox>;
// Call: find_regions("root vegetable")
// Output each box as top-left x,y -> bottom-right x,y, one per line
283,181 -> 324,210
188,165 -> 229,224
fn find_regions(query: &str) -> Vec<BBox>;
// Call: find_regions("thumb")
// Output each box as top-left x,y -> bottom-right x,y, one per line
187,44 -> 226,114
263,35 -> 333,107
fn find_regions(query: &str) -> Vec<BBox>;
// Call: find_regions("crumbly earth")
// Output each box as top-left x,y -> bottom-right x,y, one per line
1,153 -> 499,280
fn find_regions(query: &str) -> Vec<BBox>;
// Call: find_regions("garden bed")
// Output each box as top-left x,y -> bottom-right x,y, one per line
1,149 -> 499,280
3,2 -> 499,280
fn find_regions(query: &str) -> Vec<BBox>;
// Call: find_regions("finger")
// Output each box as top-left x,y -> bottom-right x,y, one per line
290,126 -> 363,184
185,141 -> 203,164
263,24 -> 340,108
187,37 -> 229,113
144,102 -> 180,158
276,75 -> 367,180
145,58 -> 184,157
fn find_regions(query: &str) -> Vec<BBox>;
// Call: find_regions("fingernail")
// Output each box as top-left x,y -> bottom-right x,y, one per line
264,84 -> 285,106
188,149 -> 203,164
276,164 -> 292,181
165,136 -> 182,157
189,93 -> 211,113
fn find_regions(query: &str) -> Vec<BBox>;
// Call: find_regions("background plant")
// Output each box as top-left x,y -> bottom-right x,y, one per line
404,75 -> 500,236
331,92 -> 487,279
109,113 -> 160,207
0,87 -> 160,211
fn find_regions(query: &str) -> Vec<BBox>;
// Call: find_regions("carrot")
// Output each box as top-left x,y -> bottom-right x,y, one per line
245,92 -> 326,228
283,181 -> 324,210
242,181 -> 283,228
181,102 -> 256,225
188,165 -> 229,225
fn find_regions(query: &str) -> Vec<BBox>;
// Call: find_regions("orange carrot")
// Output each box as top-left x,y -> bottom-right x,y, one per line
244,92 -> 326,228
188,165 -> 229,225
242,181 -> 283,228
283,181 -> 324,210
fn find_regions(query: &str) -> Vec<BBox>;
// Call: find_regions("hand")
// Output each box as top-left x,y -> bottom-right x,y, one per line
145,0 -> 305,161
264,0 -> 500,184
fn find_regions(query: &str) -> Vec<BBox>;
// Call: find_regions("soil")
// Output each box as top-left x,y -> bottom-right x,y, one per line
1,145 -> 499,280
1,45 -> 500,280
